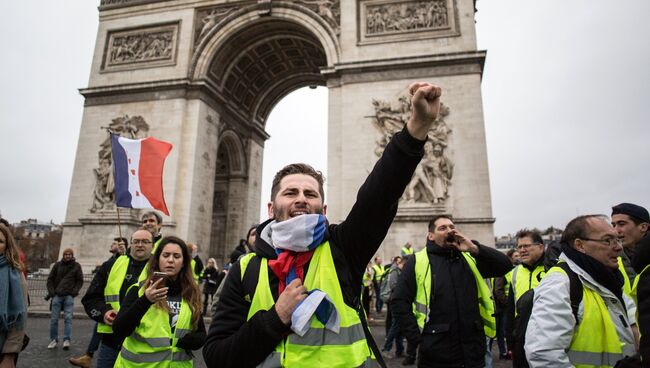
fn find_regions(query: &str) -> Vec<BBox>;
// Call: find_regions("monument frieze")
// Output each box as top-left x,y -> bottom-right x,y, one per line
102,22 -> 179,72
358,0 -> 459,44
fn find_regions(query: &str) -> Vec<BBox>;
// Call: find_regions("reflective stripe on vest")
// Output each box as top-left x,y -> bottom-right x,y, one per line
98,256 -> 130,334
412,248 -> 497,338
114,286 -> 194,368
243,241 -> 373,367
546,267 -> 625,367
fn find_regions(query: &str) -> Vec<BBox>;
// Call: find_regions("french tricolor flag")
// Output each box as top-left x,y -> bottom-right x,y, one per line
111,134 -> 173,215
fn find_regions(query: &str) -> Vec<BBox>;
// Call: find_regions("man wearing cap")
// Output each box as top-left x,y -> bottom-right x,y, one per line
611,203 -> 649,281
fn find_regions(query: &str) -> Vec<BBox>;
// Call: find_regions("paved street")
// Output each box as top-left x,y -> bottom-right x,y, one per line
19,314 -> 510,367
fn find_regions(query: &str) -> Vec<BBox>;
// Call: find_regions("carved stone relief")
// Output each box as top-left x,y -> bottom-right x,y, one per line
296,0 -> 341,34
359,0 -> 457,44
90,116 -> 150,213
194,6 -> 238,47
370,98 -> 453,204
102,23 -> 178,72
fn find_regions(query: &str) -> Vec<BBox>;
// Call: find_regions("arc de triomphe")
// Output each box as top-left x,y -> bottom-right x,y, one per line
62,0 -> 494,269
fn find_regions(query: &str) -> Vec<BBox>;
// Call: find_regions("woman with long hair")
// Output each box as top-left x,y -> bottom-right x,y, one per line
0,224 -> 28,368
112,236 -> 206,367
199,258 -> 224,316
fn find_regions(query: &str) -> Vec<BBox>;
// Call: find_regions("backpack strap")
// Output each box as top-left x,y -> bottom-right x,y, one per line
554,262 -> 582,322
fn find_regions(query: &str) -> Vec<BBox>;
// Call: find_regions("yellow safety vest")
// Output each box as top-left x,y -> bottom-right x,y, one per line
98,256 -> 130,334
511,263 -> 546,307
372,264 -> 384,282
546,266 -> 626,367
503,270 -> 512,298
413,248 -> 496,338
617,257 -> 633,299
631,264 -> 649,338
114,286 -> 194,368
190,259 -> 199,282
241,242 -> 374,367
402,247 -> 414,256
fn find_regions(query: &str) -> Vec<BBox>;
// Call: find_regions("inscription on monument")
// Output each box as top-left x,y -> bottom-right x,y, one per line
370,97 -> 453,205
102,23 -> 178,72
90,116 -> 150,213
359,0 -> 458,44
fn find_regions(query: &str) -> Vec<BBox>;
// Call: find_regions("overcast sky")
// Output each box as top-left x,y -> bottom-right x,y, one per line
1,1 -> 648,236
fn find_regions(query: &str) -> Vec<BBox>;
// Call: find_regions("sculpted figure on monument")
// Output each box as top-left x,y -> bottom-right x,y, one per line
108,30 -> 174,66
298,0 -> 340,33
90,116 -> 149,213
195,7 -> 237,45
366,0 -> 448,36
370,96 -> 453,204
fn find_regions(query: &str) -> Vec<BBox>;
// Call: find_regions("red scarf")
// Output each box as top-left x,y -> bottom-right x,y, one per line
268,249 -> 315,294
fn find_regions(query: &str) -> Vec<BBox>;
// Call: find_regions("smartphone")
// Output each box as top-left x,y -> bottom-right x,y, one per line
152,272 -> 168,287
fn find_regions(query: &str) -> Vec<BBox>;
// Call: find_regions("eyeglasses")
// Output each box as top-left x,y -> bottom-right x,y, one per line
516,243 -> 542,250
579,237 -> 622,247
132,239 -> 152,245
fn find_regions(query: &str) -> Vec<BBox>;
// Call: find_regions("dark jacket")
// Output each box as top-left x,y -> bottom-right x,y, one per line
392,241 -> 512,368
202,127 -> 425,368
229,244 -> 247,265
632,233 -> 650,363
112,278 -> 206,351
200,267 -> 224,295
46,258 -> 84,297
81,255 -> 148,349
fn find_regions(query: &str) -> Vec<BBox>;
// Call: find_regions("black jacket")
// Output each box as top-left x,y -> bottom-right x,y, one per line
392,241 -> 512,368
81,255 -> 148,349
47,258 -> 84,297
633,233 -> 650,364
229,245 -> 247,265
203,127 -> 425,368
112,278 -> 206,351
200,267 -> 224,295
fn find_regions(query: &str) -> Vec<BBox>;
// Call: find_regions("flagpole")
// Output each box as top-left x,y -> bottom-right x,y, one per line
104,127 -> 124,240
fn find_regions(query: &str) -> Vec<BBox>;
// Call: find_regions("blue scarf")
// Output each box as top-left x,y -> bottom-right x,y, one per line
0,255 -> 26,349
264,214 -> 340,336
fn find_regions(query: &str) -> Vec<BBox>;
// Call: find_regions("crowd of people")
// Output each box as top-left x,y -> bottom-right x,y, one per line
0,82 -> 647,368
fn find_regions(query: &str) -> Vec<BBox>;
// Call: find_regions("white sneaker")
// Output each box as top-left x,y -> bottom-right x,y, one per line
63,340 -> 71,350
48,340 -> 57,349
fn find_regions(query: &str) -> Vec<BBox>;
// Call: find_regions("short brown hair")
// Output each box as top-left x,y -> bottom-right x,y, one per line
428,215 -> 453,232
270,163 -> 325,201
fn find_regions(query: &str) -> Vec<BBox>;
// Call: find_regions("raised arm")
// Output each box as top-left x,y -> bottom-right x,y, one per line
333,83 -> 443,276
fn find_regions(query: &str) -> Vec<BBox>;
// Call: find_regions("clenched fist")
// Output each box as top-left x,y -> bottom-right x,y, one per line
407,82 -> 442,140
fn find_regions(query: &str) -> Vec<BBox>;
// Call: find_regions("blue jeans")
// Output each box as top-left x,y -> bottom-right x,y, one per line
382,305 -> 404,354
86,323 -> 101,355
374,284 -> 383,313
96,343 -> 120,368
49,295 -> 74,341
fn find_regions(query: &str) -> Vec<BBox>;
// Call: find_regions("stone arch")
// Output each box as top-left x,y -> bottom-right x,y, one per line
190,2 -> 340,126
210,130 -> 249,264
